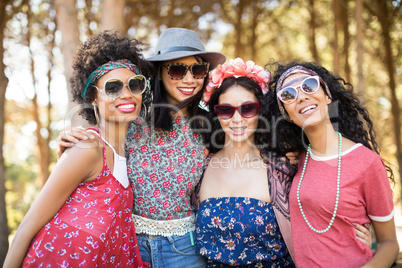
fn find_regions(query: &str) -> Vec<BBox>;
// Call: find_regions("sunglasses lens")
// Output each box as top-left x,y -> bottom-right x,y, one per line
191,64 -> 208,78
128,76 -> 146,94
105,79 -> 124,98
302,77 -> 319,93
279,87 -> 298,103
239,103 -> 259,118
168,65 -> 187,79
215,105 -> 235,119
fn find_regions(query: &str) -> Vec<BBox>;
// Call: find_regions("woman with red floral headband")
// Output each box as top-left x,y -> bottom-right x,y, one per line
192,58 -> 295,267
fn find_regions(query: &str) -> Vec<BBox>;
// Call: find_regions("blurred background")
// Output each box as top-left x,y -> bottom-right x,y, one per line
0,0 -> 401,264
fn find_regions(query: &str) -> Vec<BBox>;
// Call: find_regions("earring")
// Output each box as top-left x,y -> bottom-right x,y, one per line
142,103 -> 148,118
93,104 -> 99,125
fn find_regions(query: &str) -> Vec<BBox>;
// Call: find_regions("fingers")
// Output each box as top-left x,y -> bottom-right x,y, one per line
57,142 -> 73,159
279,156 -> 299,165
282,152 -> 300,165
354,223 -> 372,248
57,126 -> 96,160
58,126 -> 95,144
285,152 -> 298,158
288,158 -> 299,165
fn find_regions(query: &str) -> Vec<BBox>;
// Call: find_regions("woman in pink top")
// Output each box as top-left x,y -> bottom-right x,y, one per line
4,31 -> 152,267
261,61 -> 399,267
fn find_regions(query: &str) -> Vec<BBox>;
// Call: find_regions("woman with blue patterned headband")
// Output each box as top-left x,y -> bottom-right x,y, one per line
261,61 -> 398,267
57,27 -> 226,268
4,31 -> 153,267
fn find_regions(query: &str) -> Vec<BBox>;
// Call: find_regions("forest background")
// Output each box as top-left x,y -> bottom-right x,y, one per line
0,0 -> 401,264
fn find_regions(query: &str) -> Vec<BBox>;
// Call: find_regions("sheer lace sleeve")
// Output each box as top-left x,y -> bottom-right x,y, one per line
267,158 -> 297,220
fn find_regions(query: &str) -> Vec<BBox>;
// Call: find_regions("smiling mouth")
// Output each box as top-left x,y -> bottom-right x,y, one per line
117,104 -> 136,112
230,126 -> 247,134
178,87 -> 195,95
300,105 -> 317,114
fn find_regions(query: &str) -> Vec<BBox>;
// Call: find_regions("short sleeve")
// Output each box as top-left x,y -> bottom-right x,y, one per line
362,155 -> 394,222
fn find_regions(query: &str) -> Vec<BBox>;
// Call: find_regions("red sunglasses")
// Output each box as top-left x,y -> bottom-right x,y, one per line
214,102 -> 260,119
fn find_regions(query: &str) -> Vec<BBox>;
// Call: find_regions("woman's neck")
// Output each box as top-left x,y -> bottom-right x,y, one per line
171,106 -> 189,117
304,124 -> 340,157
98,122 -> 129,156
219,139 -> 261,162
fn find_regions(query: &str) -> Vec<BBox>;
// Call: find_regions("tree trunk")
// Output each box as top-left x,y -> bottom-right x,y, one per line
341,0 -> 351,83
249,1 -> 258,61
26,6 -> 51,187
375,0 -> 402,201
101,0 -> 126,33
308,0 -> 319,63
54,0 -> 83,126
234,0 -> 245,58
0,0 -> 10,264
250,0 -> 262,61
355,0 -> 365,103
333,0 -> 341,74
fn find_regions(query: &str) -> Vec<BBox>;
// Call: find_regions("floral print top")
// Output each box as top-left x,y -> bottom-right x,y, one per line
22,129 -> 148,267
196,197 -> 294,267
125,116 -> 206,221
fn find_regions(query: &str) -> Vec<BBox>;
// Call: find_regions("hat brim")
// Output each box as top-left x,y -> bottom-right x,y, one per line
147,51 -> 226,70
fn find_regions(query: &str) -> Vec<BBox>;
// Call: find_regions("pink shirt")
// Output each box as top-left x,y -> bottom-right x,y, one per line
290,144 -> 394,267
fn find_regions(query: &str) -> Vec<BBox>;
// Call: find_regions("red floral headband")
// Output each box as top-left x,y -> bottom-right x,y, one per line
202,57 -> 270,103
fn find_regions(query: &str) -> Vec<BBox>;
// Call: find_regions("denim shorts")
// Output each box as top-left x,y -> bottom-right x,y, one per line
137,232 -> 207,268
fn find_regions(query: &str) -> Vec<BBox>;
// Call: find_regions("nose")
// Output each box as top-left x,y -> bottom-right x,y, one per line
182,68 -> 195,83
231,109 -> 243,122
296,86 -> 309,102
120,84 -> 132,98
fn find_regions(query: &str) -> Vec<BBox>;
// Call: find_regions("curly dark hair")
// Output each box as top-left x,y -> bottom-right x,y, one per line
260,60 -> 394,183
71,31 -> 155,125
203,76 -> 267,153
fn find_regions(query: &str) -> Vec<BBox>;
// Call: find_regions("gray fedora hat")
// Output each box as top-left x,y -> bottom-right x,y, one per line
146,28 -> 226,70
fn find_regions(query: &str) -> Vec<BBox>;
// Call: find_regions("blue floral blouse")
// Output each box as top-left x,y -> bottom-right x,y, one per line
196,197 -> 294,267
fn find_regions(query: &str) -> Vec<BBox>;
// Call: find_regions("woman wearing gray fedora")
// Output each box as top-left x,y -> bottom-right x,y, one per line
124,28 -> 226,267
58,27 -> 225,267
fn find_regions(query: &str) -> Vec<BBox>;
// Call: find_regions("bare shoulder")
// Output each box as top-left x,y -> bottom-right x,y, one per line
60,135 -> 103,177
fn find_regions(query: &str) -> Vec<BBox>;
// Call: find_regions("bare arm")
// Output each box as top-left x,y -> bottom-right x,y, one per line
3,140 -> 102,267
362,218 -> 399,268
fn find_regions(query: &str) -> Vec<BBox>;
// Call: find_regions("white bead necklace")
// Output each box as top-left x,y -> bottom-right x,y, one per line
296,131 -> 342,233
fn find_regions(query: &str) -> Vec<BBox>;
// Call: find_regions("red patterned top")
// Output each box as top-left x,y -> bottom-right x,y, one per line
22,130 -> 149,267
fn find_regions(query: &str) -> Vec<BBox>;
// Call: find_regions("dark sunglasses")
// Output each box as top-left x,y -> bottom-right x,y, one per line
214,102 -> 260,119
276,76 -> 320,104
162,62 -> 210,80
94,75 -> 147,99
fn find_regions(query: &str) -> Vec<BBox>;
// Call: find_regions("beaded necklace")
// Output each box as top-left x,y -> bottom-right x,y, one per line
297,131 -> 342,233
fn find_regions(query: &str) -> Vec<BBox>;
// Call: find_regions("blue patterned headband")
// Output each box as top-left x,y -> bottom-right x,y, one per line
81,59 -> 140,99
275,65 -> 331,121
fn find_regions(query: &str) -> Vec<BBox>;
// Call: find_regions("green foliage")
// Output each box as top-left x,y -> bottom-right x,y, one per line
5,161 -> 39,234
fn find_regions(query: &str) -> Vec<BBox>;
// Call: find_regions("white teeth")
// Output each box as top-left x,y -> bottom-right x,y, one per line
118,104 -> 135,109
301,105 -> 317,114
178,87 -> 194,92
230,126 -> 246,132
